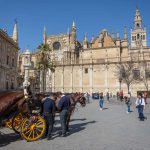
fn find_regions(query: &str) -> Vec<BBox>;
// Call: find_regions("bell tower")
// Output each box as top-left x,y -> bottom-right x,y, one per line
70,21 -> 76,50
131,7 -> 147,48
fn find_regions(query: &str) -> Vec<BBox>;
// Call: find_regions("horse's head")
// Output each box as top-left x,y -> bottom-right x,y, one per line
35,93 -> 46,102
76,93 -> 86,107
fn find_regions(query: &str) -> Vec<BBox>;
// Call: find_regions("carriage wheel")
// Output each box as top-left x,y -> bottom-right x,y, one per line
5,119 -> 13,129
21,116 -> 46,142
12,113 -> 25,134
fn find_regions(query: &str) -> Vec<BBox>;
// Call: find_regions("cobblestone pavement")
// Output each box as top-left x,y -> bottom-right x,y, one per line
0,98 -> 150,150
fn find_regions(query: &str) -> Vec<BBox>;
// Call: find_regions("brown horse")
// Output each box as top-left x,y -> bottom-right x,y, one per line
37,92 -> 86,132
0,90 -> 24,120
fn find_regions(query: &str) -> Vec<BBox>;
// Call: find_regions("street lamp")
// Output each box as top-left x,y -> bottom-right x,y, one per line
119,76 -> 122,92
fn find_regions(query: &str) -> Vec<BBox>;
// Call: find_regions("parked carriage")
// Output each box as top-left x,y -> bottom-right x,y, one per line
0,91 -> 86,142
0,91 -> 46,142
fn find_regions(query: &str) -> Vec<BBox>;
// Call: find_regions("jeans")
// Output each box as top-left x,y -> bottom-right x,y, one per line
60,109 -> 69,135
44,113 -> 54,138
99,100 -> 104,109
127,105 -> 131,112
137,105 -> 144,120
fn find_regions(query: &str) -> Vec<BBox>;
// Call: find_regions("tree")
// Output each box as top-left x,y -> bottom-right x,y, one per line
138,61 -> 150,92
115,61 -> 136,94
36,43 -> 55,92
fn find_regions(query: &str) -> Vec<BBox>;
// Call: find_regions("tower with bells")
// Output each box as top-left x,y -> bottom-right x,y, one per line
131,7 -> 147,48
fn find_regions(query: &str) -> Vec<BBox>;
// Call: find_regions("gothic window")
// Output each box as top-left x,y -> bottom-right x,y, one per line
85,68 -> 88,74
145,70 -> 150,78
136,23 -> 140,28
135,36 -> 136,40
6,81 -> 9,89
137,34 -> 140,40
6,55 -> 9,65
11,82 -> 14,89
132,36 -> 134,41
53,42 -> 61,50
12,58 -> 14,67
143,35 -> 145,40
133,69 -> 140,79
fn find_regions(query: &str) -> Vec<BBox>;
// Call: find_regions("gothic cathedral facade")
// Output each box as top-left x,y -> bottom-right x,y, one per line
42,8 -> 150,95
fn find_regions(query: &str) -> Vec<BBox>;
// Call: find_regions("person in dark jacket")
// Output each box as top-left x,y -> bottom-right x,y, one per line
43,94 -> 55,140
57,92 -> 71,137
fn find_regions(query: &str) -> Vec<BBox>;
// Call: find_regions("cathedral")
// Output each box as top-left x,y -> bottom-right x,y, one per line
19,8 -> 150,96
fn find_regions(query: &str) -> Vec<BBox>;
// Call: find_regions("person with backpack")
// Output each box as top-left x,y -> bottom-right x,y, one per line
136,93 -> 146,121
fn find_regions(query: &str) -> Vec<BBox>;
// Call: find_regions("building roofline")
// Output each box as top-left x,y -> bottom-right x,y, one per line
0,29 -> 19,49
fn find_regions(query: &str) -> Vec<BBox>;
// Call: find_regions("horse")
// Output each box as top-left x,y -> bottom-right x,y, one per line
37,92 -> 86,132
0,90 -> 24,121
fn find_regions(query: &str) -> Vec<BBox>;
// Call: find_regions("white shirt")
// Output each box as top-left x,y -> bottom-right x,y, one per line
135,98 -> 145,106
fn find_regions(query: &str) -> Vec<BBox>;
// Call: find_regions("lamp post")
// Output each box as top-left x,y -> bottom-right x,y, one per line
119,76 -> 122,92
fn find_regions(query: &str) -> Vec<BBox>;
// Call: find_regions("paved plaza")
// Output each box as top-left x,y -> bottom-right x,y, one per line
0,98 -> 150,150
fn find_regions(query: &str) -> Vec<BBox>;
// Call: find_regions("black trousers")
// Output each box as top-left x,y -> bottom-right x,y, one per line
60,109 -> 69,135
44,113 -> 54,138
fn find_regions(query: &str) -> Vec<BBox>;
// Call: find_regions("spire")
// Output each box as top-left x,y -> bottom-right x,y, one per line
83,34 -> 88,49
124,26 -> 127,40
72,20 -> 76,32
135,7 -> 140,16
83,34 -> 88,44
134,7 -> 142,29
116,31 -> 120,40
67,27 -> 70,35
43,26 -> 47,44
12,19 -> 18,43
72,21 -> 75,28
111,32 -> 114,39
70,21 -> 76,49
90,35 -> 94,44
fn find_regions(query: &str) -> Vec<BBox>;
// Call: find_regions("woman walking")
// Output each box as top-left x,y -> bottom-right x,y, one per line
136,93 -> 146,121
99,92 -> 104,110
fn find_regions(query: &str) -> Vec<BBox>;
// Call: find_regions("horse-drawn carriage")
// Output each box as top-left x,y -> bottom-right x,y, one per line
0,91 -> 86,142
0,91 -> 47,142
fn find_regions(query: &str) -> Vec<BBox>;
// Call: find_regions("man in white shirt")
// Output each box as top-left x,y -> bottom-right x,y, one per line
135,93 -> 146,121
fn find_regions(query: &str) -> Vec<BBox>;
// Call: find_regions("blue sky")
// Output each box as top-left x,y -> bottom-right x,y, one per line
0,0 -> 149,51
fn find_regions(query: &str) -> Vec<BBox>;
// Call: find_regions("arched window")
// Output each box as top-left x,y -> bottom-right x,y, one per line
132,36 -> 134,41
136,23 -> 140,28
53,42 -> 61,50
137,34 -> 140,40
132,69 -> 140,79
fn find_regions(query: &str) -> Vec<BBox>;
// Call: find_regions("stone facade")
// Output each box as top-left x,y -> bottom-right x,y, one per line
18,51 -> 39,92
0,22 -> 19,91
45,8 -> 150,96
18,8 -> 150,96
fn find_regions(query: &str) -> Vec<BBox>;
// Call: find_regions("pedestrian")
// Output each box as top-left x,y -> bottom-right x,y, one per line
124,94 -> 132,114
84,92 -> 89,103
43,94 -> 55,140
143,91 -> 148,104
120,90 -> 124,101
58,92 -> 71,137
106,92 -> 110,102
116,91 -> 119,100
135,93 -> 146,121
99,92 -> 104,110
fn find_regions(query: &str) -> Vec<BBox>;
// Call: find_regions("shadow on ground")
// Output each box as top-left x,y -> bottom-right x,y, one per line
103,108 -> 109,110
50,120 -> 97,139
0,131 -> 22,147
